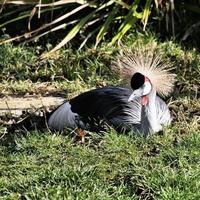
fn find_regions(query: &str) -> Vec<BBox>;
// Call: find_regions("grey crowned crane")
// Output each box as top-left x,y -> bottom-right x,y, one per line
48,49 -> 175,136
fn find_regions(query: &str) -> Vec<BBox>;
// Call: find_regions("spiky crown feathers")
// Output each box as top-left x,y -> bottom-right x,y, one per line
112,48 -> 176,97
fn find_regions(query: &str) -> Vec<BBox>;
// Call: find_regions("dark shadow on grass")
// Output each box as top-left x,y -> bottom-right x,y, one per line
0,109 -> 51,147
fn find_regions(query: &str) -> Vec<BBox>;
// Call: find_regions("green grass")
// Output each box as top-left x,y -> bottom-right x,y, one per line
0,33 -> 199,97
0,31 -> 200,199
0,127 -> 200,199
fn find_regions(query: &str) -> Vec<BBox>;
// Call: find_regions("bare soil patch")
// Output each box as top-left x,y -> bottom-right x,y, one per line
0,96 -> 65,117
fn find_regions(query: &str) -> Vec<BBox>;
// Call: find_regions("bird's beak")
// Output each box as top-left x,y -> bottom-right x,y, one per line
128,92 -> 136,102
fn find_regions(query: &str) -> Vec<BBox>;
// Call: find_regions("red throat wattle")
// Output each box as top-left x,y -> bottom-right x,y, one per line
141,96 -> 148,106
141,76 -> 150,106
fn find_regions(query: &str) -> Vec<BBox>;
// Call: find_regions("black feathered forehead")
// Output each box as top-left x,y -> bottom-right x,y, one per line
131,72 -> 145,90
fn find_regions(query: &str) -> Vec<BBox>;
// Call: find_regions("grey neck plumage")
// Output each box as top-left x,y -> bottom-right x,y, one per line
141,88 -> 161,136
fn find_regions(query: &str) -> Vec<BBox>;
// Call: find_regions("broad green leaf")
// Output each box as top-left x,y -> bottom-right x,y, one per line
95,6 -> 118,48
108,0 -> 142,46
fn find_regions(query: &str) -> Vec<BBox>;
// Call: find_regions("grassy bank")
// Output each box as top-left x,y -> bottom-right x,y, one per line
0,128 -> 200,199
0,32 -> 200,199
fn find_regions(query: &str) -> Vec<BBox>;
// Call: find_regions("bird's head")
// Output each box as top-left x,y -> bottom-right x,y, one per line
128,72 -> 152,105
112,48 -> 176,100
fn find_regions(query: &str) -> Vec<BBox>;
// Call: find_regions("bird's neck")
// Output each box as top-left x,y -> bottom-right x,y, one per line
141,88 -> 161,135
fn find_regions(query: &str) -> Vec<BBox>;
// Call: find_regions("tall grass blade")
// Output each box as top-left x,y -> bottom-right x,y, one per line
0,0 -> 6,13
0,12 -> 31,28
0,7 -> 54,28
108,0 -> 142,46
29,20 -> 78,42
46,12 -> 95,55
79,26 -> 100,50
115,0 -> 130,10
45,0 -> 115,55
28,6 -> 37,30
34,0 -> 86,7
142,0 -> 152,31
94,6 -> 118,49
0,3 -> 88,44
0,0 -> 38,4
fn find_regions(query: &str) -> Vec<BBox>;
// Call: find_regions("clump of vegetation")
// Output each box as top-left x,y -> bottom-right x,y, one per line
0,32 -> 199,97
0,0 -> 199,53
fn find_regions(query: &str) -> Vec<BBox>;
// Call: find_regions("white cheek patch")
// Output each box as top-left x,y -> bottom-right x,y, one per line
128,81 -> 152,102
142,81 -> 152,96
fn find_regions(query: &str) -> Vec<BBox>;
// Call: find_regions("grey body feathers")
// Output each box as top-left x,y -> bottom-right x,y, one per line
48,87 -> 171,135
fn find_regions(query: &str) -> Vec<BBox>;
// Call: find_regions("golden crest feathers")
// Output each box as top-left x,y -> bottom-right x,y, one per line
112,47 -> 176,96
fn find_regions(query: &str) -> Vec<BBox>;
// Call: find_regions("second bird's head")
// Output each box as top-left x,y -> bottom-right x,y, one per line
128,72 -> 152,105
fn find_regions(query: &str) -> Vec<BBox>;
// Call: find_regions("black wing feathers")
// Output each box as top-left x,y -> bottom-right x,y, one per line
69,87 -> 132,119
